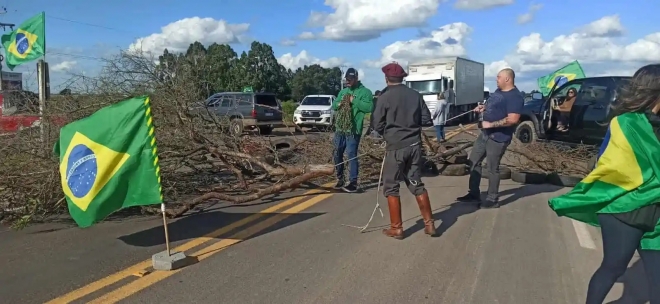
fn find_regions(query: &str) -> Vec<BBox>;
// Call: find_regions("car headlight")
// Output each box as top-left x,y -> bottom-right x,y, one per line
322,110 -> 332,115
294,109 -> 301,114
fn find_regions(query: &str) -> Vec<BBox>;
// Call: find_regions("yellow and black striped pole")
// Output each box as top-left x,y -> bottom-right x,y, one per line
144,97 -> 169,256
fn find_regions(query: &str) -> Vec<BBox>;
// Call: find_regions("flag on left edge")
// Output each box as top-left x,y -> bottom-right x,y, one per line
1,11 -> 46,70
54,96 -> 163,227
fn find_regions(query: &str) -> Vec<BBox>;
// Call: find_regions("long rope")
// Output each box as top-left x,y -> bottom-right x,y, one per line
340,153 -> 386,232
338,108 -> 477,233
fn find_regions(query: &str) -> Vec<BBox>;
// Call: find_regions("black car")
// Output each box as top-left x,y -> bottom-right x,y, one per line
514,76 -> 631,147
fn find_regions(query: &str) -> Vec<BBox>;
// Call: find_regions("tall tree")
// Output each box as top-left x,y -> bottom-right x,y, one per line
205,43 -> 239,93
154,40 -> 334,101
290,64 -> 342,101
241,42 -> 289,98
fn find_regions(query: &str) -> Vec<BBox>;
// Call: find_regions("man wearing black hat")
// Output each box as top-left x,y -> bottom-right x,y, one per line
331,68 -> 373,193
372,62 -> 436,240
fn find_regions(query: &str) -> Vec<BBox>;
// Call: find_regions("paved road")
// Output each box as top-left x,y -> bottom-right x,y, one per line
0,174 -> 651,303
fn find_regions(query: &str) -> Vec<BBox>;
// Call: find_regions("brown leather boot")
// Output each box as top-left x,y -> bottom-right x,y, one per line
382,196 -> 403,240
416,192 -> 437,236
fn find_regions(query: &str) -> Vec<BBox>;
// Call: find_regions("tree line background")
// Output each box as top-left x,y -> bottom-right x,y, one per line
154,41 -> 344,103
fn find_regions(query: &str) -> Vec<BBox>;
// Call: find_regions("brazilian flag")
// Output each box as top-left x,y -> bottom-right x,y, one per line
549,113 -> 660,250
1,12 -> 46,70
536,61 -> 586,96
55,96 -> 163,227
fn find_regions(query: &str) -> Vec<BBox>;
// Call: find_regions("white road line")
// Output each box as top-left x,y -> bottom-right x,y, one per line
571,219 -> 597,250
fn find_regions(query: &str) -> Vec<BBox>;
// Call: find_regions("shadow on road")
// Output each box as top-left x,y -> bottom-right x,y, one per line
403,202 -> 479,238
118,209 -> 325,247
607,259 -> 651,304
496,184 -> 564,206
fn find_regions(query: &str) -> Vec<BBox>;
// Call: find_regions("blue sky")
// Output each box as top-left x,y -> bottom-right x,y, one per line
3,0 -> 660,93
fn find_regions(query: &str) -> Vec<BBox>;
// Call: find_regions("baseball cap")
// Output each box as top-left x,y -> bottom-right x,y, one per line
345,68 -> 358,79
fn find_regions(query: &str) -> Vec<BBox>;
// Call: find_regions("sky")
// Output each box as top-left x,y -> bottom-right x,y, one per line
3,0 -> 660,94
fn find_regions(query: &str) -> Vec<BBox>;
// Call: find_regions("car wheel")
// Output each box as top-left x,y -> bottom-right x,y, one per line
514,121 -> 537,144
511,169 -> 547,184
270,138 -> 294,151
229,119 -> 244,137
481,165 -> 512,180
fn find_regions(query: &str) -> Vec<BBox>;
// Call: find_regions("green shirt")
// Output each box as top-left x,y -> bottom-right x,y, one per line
332,82 -> 373,135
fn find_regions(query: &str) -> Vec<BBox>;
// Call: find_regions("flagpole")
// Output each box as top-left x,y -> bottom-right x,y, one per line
161,203 -> 171,256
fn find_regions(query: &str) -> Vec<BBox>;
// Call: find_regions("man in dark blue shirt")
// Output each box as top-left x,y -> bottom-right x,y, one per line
457,68 -> 524,208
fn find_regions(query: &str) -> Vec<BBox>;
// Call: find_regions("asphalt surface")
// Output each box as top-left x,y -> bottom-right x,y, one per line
1,174 -> 652,303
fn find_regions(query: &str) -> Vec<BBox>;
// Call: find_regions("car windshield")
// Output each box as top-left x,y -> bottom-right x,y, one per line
301,96 -> 331,106
407,80 -> 442,95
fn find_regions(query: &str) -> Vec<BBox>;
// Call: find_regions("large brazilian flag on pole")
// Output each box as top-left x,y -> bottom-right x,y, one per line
54,96 -> 163,227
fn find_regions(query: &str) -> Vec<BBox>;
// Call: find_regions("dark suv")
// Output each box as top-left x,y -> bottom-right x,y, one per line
514,76 -> 630,147
190,92 -> 284,136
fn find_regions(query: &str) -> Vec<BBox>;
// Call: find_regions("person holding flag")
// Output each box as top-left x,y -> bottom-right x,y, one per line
536,60 -> 586,97
548,64 -> 660,303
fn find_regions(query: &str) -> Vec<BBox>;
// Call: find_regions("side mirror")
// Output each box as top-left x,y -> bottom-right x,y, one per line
532,93 -> 543,100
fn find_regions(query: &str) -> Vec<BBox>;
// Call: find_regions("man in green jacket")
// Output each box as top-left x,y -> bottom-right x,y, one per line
332,68 -> 373,193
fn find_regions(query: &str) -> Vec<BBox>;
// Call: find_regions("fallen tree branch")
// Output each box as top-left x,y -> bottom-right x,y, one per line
154,164 -> 335,218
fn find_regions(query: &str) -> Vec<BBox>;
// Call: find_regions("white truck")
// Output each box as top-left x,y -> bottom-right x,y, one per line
293,94 -> 335,130
406,57 -> 485,124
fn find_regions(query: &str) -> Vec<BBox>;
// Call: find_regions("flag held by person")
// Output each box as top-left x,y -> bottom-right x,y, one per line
1,11 -> 46,70
55,96 -> 163,227
549,112 -> 660,247
536,61 -> 586,96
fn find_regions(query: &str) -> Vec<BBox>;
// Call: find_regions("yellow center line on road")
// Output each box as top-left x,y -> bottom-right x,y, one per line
46,183 -> 334,304
88,192 -> 335,304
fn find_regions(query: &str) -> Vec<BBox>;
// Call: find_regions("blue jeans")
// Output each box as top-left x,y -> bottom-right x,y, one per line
434,125 -> 445,140
334,133 -> 361,184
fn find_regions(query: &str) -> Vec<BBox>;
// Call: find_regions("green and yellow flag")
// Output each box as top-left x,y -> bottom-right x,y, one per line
537,61 -> 586,96
55,96 -> 163,227
549,113 -> 660,249
1,12 -> 46,70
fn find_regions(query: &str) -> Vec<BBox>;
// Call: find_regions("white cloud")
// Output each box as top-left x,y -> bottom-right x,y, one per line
365,22 -> 472,68
277,50 -> 345,70
298,32 -> 315,40
280,39 -> 296,46
357,68 -> 366,82
128,17 -> 250,54
578,15 -> 624,37
517,3 -> 542,25
454,0 -> 514,10
485,15 -> 660,77
300,0 -> 442,42
51,60 -> 77,72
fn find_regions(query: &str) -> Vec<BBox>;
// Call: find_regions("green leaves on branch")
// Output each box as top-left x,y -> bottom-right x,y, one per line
334,94 -> 353,134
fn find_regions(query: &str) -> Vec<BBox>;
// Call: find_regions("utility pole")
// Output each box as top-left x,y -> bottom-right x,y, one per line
339,64 -> 347,90
0,5 -> 15,91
